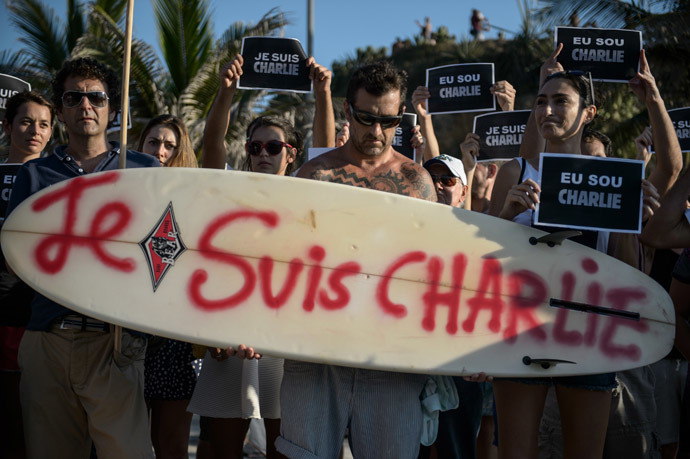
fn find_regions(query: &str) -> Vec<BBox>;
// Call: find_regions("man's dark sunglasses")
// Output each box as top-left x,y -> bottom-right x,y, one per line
430,175 -> 459,187
245,140 -> 294,156
62,91 -> 109,108
348,102 -> 403,129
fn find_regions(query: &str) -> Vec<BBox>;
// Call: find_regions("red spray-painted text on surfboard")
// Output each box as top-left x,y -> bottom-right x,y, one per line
29,173 -> 649,361
30,173 -> 135,273
188,209 -> 648,361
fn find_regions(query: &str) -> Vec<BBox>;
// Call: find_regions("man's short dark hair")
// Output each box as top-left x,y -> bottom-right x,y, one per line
4,90 -> 55,126
51,57 -> 120,112
346,61 -> 407,112
582,128 -> 612,157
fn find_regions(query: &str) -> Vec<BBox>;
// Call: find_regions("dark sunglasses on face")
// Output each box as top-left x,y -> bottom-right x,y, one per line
61,91 -> 110,108
348,103 -> 403,129
245,140 -> 294,156
430,175 -> 459,187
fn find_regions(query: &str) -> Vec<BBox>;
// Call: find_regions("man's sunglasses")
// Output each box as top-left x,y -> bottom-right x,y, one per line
430,175 -> 459,187
547,70 -> 595,106
61,91 -> 110,108
245,140 -> 294,156
348,103 -> 403,129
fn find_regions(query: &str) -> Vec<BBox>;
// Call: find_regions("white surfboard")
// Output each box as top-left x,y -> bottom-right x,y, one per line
1,168 -> 674,376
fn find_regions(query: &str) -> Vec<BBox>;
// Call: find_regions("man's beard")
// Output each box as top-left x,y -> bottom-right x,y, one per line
352,134 -> 387,157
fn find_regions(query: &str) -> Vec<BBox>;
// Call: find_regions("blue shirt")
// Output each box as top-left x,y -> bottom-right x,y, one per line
5,142 -> 159,330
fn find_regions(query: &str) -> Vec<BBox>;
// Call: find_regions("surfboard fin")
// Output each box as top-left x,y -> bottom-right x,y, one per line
522,356 -> 576,369
529,230 -> 582,247
550,298 -> 641,321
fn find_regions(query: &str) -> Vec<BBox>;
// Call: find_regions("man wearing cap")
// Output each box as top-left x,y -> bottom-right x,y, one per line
423,154 -> 468,207
422,154 -> 483,458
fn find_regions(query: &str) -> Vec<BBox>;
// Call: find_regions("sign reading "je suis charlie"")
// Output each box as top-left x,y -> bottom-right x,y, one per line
0,73 -> 31,125
666,107 -> 690,153
555,27 -> 642,82
535,154 -> 644,233
649,108 -> 690,154
239,37 -> 312,93
425,63 -> 495,115
473,110 -> 530,161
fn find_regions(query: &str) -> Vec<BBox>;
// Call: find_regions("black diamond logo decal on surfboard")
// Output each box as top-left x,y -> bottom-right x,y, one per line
139,202 -> 186,292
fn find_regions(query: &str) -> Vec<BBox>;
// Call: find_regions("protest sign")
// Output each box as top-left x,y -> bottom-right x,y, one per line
0,74 -> 31,125
392,113 -> 417,160
535,153 -> 644,233
555,27 -> 642,82
425,63 -> 495,114
0,163 -> 21,223
473,110 -> 530,161
107,106 -> 132,134
663,107 -> 690,153
239,37 -> 311,93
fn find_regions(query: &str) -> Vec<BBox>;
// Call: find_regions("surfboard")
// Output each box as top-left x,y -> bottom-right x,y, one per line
1,168 -> 674,376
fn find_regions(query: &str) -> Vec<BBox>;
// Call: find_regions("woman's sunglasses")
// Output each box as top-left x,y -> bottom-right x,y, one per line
61,91 -> 109,108
430,175 -> 458,187
348,103 -> 403,129
245,140 -> 294,156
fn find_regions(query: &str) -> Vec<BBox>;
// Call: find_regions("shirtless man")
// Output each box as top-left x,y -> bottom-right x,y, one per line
276,60 -> 436,458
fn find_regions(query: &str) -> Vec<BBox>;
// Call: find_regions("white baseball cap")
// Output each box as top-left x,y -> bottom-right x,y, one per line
423,154 -> 467,185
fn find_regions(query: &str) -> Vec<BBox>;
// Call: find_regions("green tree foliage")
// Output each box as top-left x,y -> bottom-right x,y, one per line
537,0 -> 690,157
328,1 -> 688,159
6,0 -> 85,89
3,0 -> 287,164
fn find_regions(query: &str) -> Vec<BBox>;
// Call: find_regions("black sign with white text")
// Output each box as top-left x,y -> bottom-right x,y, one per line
665,107 -> 690,153
473,110 -> 530,161
392,113 -> 417,160
239,37 -> 311,93
535,154 -> 644,233
425,63 -> 495,114
0,74 -> 31,126
0,164 -> 21,223
107,106 -> 133,134
555,27 -> 642,82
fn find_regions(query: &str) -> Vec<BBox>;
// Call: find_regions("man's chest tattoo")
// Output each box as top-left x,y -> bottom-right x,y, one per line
312,168 -> 413,195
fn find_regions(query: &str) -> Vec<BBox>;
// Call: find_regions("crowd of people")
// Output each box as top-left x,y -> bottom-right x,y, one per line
0,35 -> 688,459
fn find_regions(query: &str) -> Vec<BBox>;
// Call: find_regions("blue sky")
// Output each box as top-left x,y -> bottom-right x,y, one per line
1,0 -> 532,69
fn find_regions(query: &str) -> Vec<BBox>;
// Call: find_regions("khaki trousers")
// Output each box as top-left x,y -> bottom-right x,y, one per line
19,328 -> 153,459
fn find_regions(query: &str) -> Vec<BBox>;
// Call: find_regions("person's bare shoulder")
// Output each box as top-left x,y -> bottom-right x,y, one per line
391,153 -> 436,201
496,158 -> 522,183
296,147 -> 346,180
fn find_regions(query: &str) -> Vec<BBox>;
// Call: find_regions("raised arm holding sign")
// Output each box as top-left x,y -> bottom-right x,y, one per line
628,50 -> 682,198
203,53 -> 335,169
411,86 -> 440,163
